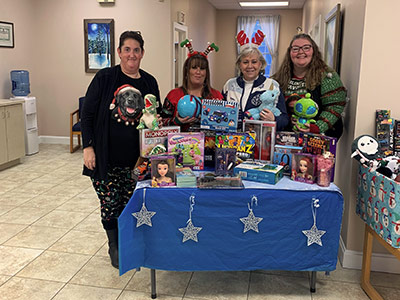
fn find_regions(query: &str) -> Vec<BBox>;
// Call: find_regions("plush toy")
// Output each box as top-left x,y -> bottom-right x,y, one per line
244,82 -> 281,120
292,93 -> 318,131
351,134 -> 382,170
136,94 -> 159,130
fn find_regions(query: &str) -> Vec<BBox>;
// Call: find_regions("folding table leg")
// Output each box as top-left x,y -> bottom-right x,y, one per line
151,269 -> 157,299
310,271 -> 316,292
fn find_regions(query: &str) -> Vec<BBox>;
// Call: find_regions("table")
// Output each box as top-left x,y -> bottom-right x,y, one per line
361,224 -> 400,300
118,177 -> 344,297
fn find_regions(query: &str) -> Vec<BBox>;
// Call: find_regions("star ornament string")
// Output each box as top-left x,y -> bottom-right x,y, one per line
240,195 -> 263,233
132,188 -> 156,227
179,193 -> 202,243
302,198 -> 326,246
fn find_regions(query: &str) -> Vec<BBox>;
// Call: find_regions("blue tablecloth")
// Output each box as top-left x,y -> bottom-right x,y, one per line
118,177 -> 343,275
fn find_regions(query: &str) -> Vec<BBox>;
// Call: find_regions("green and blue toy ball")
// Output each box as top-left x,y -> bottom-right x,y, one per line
177,95 -> 202,118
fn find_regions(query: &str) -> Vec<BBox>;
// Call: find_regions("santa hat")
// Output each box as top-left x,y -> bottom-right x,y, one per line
236,30 -> 265,52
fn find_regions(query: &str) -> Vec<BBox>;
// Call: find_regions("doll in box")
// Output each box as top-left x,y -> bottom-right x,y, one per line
291,154 -> 315,184
151,158 -> 176,187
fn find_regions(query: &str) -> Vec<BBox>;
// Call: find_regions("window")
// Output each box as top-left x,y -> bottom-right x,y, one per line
251,19 -> 272,77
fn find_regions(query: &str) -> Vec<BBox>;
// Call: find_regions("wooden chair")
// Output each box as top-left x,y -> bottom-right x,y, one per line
70,96 -> 85,153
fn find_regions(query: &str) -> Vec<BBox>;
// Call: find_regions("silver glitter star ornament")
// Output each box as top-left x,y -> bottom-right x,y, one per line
132,189 -> 156,227
302,198 -> 326,246
179,193 -> 202,243
240,195 -> 263,233
179,219 -> 202,242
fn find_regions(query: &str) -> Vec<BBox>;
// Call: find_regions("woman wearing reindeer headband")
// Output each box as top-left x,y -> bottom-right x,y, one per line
161,40 -> 223,131
222,30 -> 289,130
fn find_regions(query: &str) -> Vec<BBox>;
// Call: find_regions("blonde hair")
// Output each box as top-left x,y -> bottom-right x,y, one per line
236,47 -> 267,76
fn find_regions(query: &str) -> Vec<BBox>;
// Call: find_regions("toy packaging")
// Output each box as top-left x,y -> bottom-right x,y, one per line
233,161 -> 284,185
215,147 -> 237,176
243,119 -> 276,162
275,131 -> 301,146
291,153 -> 316,184
200,99 -> 239,132
176,167 -> 197,187
139,126 -> 180,157
215,132 -> 256,162
394,120 -> 400,156
150,155 -> 176,187
167,132 -> 205,170
272,144 -> 303,176
197,173 -> 244,189
316,153 -> 335,187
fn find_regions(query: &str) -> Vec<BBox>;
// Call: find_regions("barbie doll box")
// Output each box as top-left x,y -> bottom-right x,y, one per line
200,99 -> 239,132
233,161 -> 284,185
357,164 -> 400,248
167,132 -> 205,170
139,126 -> 180,157
243,119 -> 276,162
291,153 -> 316,184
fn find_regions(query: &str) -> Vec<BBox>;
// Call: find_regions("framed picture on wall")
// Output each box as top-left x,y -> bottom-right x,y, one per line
309,15 -> 321,48
0,21 -> 14,48
84,19 -> 115,73
324,4 -> 341,73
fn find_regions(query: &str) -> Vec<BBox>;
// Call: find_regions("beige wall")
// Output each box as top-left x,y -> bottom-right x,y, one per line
0,0 -> 171,138
214,9 -> 303,91
303,0 -> 400,261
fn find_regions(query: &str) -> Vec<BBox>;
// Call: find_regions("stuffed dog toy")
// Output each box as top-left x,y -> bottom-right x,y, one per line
109,84 -> 144,126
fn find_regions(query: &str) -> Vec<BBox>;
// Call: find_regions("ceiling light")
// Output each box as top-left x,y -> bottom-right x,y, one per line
239,2 -> 289,7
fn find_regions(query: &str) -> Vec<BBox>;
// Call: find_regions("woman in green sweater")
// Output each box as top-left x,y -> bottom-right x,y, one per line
273,33 -> 347,139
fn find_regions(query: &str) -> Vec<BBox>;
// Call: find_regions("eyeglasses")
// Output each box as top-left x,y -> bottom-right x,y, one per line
290,44 -> 312,53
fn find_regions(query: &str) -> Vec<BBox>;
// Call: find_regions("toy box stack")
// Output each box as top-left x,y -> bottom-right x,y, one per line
167,132 -> 205,170
357,164 -> 400,248
140,126 -> 180,157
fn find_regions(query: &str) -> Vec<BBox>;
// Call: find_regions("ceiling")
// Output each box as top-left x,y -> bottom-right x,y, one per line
207,0 -> 306,10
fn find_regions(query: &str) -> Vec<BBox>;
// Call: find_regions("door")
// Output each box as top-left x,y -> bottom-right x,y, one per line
172,22 -> 188,89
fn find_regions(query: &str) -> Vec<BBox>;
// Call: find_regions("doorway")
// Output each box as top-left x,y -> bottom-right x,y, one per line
173,22 -> 188,89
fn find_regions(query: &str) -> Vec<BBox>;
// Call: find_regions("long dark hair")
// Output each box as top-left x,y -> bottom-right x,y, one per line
272,33 -> 332,91
181,54 -> 213,98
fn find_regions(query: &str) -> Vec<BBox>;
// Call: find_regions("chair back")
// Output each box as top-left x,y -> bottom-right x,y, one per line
78,96 -> 85,120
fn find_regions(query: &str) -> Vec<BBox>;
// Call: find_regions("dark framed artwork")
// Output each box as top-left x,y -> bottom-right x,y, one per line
84,19 -> 115,73
0,21 -> 14,48
324,4 -> 341,72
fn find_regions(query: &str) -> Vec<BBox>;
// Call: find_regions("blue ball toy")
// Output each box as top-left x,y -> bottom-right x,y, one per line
177,95 -> 202,118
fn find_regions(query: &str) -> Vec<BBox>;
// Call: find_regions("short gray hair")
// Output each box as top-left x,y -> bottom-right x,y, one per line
235,47 -> 267,76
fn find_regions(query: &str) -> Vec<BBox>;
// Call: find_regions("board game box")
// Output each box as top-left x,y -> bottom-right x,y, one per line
233,161 -> 284,185
200,99 -> 239,132
215,132 -> 256,162
167,132 -> 205,170
243,119 -> 276,162
139,126 -> 180,157
275,131 -> 301,146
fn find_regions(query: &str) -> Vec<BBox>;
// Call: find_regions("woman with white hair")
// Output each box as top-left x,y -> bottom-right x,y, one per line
222,30 -> 289,130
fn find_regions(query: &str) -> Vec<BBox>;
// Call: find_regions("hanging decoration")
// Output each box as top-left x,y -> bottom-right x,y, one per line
132,188 -> 156,227
240,195 -> 263,233
179,193 -> 202,242
302,198 -> 326,246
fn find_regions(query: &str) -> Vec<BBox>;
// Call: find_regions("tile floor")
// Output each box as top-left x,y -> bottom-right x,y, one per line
0,144 -> 399,300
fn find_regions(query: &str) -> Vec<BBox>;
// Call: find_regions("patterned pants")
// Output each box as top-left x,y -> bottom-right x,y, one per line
92,166 -> 136,230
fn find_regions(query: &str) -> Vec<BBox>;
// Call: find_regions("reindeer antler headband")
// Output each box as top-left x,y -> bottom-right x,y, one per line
236,30 -> 265,52
180,39 -> 219,58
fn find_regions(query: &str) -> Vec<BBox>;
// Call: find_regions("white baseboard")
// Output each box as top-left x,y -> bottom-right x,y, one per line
339,235 -> 400,273
39,136 -> 72,145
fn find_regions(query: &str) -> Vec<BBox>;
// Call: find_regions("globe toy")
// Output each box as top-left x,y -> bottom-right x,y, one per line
177,95 -> 202,118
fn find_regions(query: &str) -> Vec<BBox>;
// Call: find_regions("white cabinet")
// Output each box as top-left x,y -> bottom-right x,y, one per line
0,99 -> 25,168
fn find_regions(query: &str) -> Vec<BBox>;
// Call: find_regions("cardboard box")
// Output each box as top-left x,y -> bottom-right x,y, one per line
272,144 -> 303,176
233,161 -> 284,185
357,164 -> 400,248
200,99 -> 239,132
291,153 -> 316,184
215,132 -> 256,162
139,126 -> 180,157
167,132 -> 205,170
